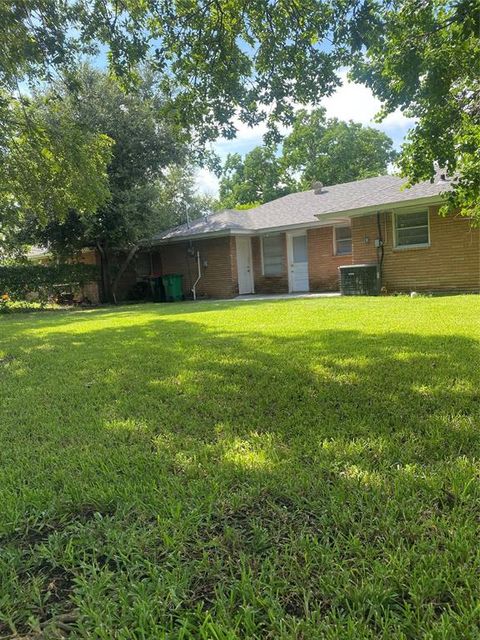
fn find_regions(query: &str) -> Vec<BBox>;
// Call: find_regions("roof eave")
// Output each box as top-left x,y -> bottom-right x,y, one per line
145,194 -> 447,246
149,217 -> 351,245
253,218 -> 350,234
147,228 -> 254,246
315,194 -> 446,222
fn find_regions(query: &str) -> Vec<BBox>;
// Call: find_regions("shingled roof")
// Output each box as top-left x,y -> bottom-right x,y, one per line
152,174 -> 451,243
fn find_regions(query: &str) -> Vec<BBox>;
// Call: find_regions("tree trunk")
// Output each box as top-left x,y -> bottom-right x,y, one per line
111,245 -> 139,304
96,241 -> 113,303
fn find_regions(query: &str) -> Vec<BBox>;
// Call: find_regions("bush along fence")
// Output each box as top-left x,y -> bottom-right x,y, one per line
0,263 -> 100,305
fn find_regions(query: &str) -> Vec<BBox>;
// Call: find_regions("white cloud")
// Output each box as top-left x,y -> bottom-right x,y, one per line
322,75 -> 378,124
321,70 -> 416,132
195,167 -> 220,196
381,109 -> 416,130
223,118 -> 269,142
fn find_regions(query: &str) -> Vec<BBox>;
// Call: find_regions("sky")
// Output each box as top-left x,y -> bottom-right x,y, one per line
195,70 -> 416,197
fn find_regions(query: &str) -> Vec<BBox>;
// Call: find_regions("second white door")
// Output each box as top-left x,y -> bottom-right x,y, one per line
287,232 -> 309,292
236,236 -> 254,295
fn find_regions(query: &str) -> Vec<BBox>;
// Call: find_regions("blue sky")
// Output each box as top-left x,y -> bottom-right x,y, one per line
196,69 -> 415,196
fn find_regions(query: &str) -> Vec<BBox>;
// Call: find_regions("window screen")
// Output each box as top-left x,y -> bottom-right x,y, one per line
292,235 -> 308,263
335,225 -> 352,255
262,235 -> 284,276
395,211 -> 429,247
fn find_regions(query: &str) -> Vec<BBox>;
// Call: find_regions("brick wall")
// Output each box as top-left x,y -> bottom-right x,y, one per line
152,208 -> 479,299
352,207 -> 480,292
251,235 -> 289,294
307,227 -> 351,291
159,236 -> 237,299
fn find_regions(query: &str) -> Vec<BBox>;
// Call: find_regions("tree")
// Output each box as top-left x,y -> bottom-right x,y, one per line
218,111 -> 395,208
153,166 -> 219,227
0,90 -> 113,240
0,0 -> 119,238
2,0 -> 480,221
219,147 -> 294,208
0,1 -> 350,244
281,108 -> 396,189
17,67 -> 184,301
1,0 -> 349,139
349,0 -> 480,220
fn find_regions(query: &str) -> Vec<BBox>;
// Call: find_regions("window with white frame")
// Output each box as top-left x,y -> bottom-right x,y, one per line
262,234 -> 284,276
394,210 -> 429,247
334,225 -> 352,256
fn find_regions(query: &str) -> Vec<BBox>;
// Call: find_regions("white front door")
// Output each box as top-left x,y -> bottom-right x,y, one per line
236,236 -> 254,294
287,232 -> 309,292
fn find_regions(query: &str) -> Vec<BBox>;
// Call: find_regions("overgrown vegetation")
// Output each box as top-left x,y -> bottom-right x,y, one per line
0,263 -> 98,304
6,67 -> 213,302
1,296 -> 479,638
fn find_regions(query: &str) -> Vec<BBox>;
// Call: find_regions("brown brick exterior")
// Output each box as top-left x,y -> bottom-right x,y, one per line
150,209 -> 479,299
307,227 -> 351,291
158,236 -> 238,299
351,207 -> 480,293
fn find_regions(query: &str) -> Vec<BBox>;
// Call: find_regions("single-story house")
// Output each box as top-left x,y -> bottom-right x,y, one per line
146,174 -> 479,297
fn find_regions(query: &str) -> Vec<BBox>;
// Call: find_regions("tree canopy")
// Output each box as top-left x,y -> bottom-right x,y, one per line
350,0 -> 480,219
218,109 -> 396,208
1,0 -> 349,138
13,67 -> 189,300
219,147 -> 294,209
282,108 -> 396,189
0,88 -> 113,230
1,0 -> 479,222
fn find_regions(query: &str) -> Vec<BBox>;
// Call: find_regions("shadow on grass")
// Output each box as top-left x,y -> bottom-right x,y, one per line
1,308 -> 480,637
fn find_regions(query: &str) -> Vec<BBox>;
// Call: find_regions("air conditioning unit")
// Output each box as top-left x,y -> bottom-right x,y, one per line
338,264 -> 379,296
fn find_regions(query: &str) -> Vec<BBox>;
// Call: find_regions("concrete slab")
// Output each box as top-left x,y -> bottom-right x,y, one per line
230,292 -> 341,302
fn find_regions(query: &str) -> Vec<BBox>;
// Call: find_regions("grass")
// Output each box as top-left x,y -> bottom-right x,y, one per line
0,295 -> 479,639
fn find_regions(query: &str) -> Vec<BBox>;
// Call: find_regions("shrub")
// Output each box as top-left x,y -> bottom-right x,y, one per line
0,263 -> 99,304
0,299 -> 62,314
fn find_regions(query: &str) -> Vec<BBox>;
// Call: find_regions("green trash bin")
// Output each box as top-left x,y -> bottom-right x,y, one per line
162,273 -> 184,302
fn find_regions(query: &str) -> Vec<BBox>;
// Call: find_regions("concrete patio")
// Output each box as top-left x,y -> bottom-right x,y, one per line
231,292 -> 341,302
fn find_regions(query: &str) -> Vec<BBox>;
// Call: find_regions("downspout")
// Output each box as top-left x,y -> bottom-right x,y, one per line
191,251 -> 201,301
376,211 -> 385,293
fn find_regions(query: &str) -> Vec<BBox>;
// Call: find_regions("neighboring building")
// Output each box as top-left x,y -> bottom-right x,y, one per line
26,246 -> 52,262
26,246 -> 102,303
146,175 -> 480,298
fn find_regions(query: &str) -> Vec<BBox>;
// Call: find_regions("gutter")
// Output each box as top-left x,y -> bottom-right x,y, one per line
314,195 -> 445,223
148,229 -> 251,246
148,219 -> 348,246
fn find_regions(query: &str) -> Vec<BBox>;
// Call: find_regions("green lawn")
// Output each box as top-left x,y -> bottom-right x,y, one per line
1,296 -> 480,639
